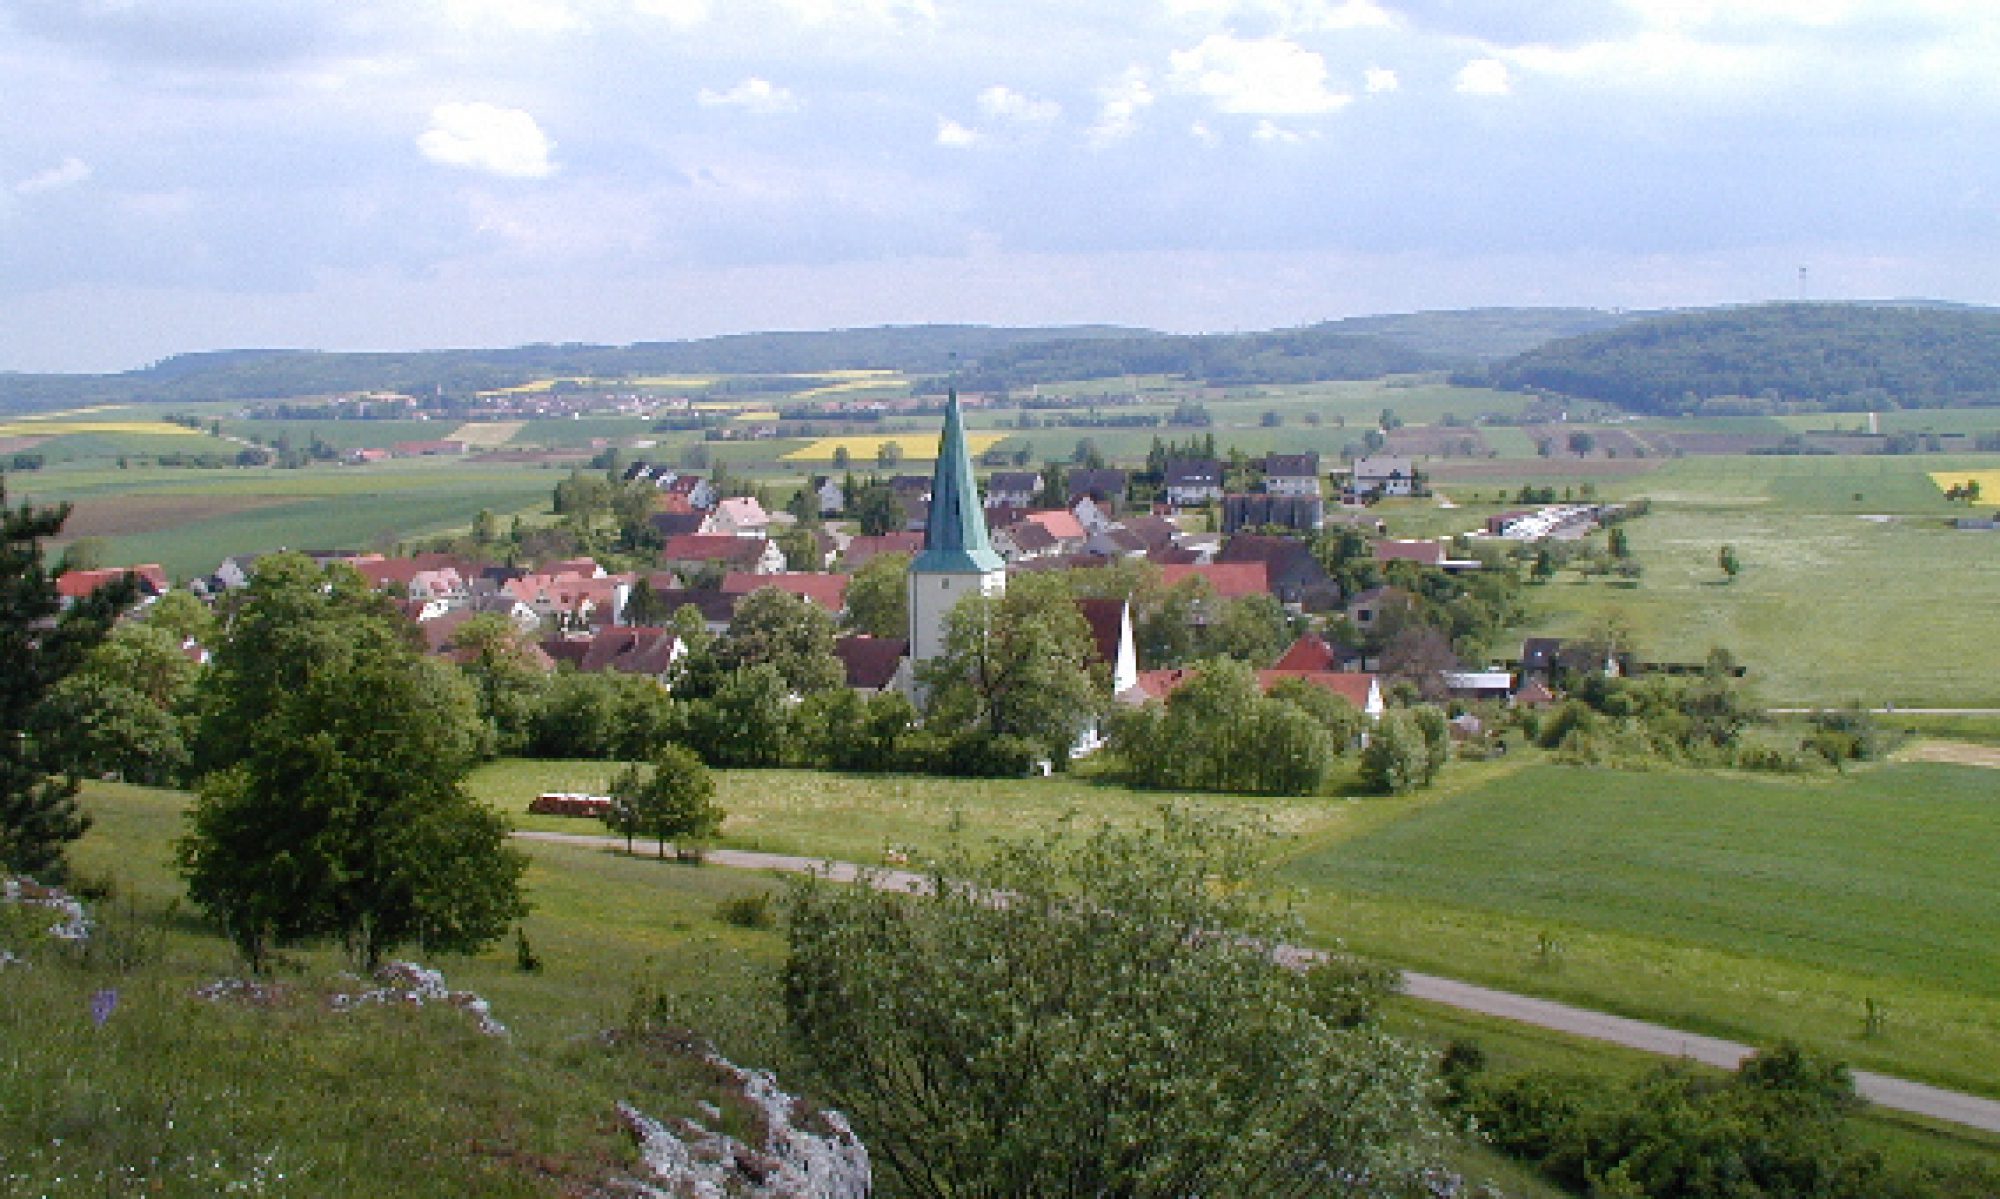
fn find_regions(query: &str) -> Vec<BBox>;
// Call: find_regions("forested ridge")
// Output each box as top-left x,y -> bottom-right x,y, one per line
1489,302 -> 2000,413
0,325 -> 1143,412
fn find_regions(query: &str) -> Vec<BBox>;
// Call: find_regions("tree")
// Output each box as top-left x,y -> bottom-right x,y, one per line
34,675 -> 190,787
622,575 -> 673,626
844,550 -> 910,638
145,589 -> 217,648
1719,543 -> 1741,581
918,573 -> 1103,762
831,445 -> 852,469
1359,709 -> 1431,794
1203,593 -> 1293,667
774,522 -> 823,573
713,587 -> 845,695
2,479 -> 135,880
607,744 -> 722,858
1567,431 -> 1596,457
1607,526 -> 1630,559
876,440 -> 904,469
178,554 -> 528,971
849,481 -> 902,537
781,811 -> 1446,1198
683,663 -> 792,767
452,613 -> 550,754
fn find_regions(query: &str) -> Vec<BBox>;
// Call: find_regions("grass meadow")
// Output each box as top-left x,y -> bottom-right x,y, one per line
9,765 -> 1997,1194
1279,760 -> 2000,1097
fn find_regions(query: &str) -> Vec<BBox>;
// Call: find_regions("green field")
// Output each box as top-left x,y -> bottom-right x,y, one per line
470,758 -> 1356,865
1510,455 -> 2000,704
13,460 -> 563,578
1279,760 -> 2000,1097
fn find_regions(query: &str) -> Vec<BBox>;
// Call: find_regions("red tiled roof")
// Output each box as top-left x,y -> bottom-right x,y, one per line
1159,562 -> 1269,599
842,532 -> 923,569
722,571 -> 849,612
1373,539 -> 1447,566
54,565 -> 168,599
1272,634 -> 1344,672
1022,509 -> 1086,541
662,535 -> 768,565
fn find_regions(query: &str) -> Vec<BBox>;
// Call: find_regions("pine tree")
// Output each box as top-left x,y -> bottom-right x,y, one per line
2,478 -> 135,880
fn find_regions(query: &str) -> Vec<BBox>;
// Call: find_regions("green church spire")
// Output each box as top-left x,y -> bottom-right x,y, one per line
912,389 -> 1004,575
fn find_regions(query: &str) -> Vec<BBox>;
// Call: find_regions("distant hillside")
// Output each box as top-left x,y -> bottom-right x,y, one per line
1323,307 -> 1634,364
0,325 -> 1144,413
1490,303 -> 2000,413
944,326 -> 1441,392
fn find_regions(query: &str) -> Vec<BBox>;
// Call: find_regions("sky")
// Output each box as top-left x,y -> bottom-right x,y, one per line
5,0 -> 2000,373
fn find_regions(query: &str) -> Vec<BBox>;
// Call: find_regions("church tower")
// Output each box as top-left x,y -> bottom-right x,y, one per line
907,390 -> 1006,666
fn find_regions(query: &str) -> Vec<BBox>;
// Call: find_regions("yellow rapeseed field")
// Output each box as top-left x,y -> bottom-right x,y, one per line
1929,470 -> 2000,498
730,411 -> 782,422
782,432 -> 1007,462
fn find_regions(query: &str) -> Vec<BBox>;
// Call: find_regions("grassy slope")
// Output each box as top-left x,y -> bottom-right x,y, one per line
1278,760 -> 2000,1097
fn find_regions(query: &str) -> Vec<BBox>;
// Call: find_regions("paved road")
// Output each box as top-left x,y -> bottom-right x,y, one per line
1768,707 -> 2000,715
515,830 -> 2000,1134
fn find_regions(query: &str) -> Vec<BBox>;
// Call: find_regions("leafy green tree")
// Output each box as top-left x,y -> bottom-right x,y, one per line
843,550 -> 909,638
1202,593 -> 1294,667
1719,543 -> 1741,581
33,675 -> 190,787
145,589 -> 217,648
831,445 -> 851,469
1607,526 -> 1630,559
781,811 -> 1446,1198
683,664 -> 793,767
713,587 -> 845,695
1359,709 -> 1430,794
453,613 -> 551,753
774,522 -> 823,573
608,744 -> 722,858
178,555 -> 527,970
2,480 -> 135,880
918,572 -> 1102,762
849,481 -> 902,536
876,440 -> 905,469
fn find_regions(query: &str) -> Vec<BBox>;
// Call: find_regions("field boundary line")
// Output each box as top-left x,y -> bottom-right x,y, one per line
512,829 -> 2000,1134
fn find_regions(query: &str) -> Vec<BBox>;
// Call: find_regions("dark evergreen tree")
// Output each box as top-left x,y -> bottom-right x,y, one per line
1,478 -> 135,880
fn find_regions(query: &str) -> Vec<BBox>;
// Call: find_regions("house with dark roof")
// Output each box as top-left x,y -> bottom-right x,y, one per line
541,627 -> 685,682
1345,585 -> 1413,632
1262,453 -> 1321,497
834,635 -> 909,693
1346,455 -> 1416,501
1216,534 -> 1341,610
985,471 -> 1039,508
648,511 -> 706,540
1163,459 -> 1224,507
1066,468 -> 1128,508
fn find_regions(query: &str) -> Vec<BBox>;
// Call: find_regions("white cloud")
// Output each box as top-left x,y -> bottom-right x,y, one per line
1364,66 -> 1400,93
1087,67 -> 1156,147
1455,57 -> 1512,95
978,85 -> 1061,124
441,0 -> 583,34
935,117 -> 980,148
1251,119 -> 1320,143
1165,0 -> 1396,33
1190,121 -> 1222,147
633,0 -> 709,27
698,77 -> 800,113
15,157 -> 92,196
776,0 -> 937,25
418,103 -> 558,178
1168,35 -> 1352,115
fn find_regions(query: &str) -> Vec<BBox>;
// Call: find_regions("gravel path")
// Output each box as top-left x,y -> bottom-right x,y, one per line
514,829 -> 2000,1133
